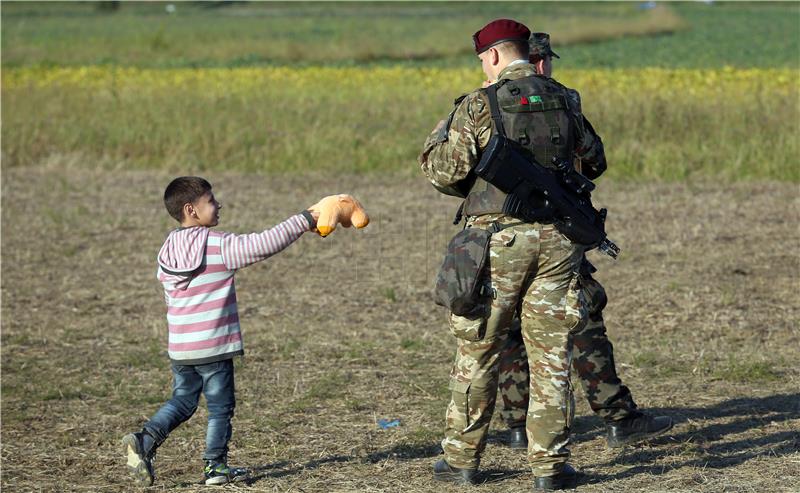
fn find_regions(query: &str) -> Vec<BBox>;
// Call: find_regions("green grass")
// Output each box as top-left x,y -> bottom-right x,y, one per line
713,358 -> 782,383
633,352 -> 687,378
382,287 -> 397,303
289,372 -> 351,412
2,1 -> 798,181
559,2 -> 800,69
3,66 -> 797,180
400,338 -> 426,352
2,2 -> 797,69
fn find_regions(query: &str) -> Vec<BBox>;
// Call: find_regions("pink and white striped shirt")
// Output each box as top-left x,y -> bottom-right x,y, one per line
156,213 -> 312,364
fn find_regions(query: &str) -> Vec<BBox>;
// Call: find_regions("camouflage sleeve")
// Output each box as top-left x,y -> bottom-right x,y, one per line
419,91 -> 492,197
567,89 -> 607,180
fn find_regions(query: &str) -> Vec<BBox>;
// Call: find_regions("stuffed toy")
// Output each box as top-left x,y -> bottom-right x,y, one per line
313,194 -> 369,237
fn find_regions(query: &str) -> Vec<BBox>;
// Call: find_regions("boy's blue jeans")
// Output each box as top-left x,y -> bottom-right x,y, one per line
143,359 -> 235,461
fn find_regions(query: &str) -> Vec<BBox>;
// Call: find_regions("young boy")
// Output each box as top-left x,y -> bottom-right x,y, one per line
123,176 -> 323,486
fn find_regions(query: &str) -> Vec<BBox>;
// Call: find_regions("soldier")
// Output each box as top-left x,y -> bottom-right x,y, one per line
497,32 -> 674,452
420,19 -> 595,491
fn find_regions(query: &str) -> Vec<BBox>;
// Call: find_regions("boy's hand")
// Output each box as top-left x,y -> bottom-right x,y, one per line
304,204 -> 321,233
306,206 -> 321,223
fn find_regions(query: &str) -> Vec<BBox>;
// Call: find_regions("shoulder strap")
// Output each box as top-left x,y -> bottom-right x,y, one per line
484,83 -> 506,138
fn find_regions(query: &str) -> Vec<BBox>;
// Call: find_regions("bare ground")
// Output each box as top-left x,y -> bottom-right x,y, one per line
2,166 -> 798,492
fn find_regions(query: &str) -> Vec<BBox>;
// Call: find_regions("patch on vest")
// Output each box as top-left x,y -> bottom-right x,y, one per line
500,94 -> 567,113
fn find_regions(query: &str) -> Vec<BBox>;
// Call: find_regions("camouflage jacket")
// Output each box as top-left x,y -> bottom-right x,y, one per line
419,63 -> 607,198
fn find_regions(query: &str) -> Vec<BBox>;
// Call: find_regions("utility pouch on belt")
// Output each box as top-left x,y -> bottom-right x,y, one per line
434,227 -> 493,316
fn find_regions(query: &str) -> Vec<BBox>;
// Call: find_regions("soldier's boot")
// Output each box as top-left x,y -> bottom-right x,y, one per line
533,464 -> 577,491
606,411 -> 673,448
507,426 -> 528,450
432,458 -> 478,485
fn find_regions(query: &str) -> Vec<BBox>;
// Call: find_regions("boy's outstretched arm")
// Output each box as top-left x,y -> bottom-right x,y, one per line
220,206 -> 320,270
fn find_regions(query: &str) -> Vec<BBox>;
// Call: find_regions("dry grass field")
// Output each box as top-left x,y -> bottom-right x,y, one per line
2,166 -> 798,492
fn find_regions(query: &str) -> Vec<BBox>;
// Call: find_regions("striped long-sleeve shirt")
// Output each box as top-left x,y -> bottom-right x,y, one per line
156,213 -> 313,364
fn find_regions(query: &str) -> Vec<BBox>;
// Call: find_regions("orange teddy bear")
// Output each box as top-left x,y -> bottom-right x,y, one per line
311,194 -> 369,237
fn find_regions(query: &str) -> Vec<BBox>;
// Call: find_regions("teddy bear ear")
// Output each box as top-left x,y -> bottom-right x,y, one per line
350,198 -> 369,229
335,195 -> 355,228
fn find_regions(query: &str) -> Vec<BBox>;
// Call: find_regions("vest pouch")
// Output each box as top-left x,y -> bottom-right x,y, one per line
433,227 -> 493,317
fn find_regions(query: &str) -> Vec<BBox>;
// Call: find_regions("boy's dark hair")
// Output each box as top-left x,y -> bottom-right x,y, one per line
164,176 -> 212,222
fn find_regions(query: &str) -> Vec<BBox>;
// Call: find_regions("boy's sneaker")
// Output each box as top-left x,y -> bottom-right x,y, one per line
122,432 -> 156,486
204,460 -> 231,485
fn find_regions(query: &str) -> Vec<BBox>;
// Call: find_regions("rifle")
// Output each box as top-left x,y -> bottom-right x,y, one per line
474,133 -> 620,259
471,81 -> 619,259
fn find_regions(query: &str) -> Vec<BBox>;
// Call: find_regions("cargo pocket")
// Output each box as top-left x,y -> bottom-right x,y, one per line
448,310 -> 488,342
449,380 -> 472,429
565,274 -> 587,333
448,379 -> 486,432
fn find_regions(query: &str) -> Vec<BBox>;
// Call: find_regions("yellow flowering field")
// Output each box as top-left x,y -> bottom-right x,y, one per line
3,66 -> 798,180
5,65 -> 796,96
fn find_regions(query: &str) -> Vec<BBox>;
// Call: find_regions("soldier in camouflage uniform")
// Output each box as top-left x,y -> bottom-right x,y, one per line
419,19 -> 600,490
497,32 -> 673,453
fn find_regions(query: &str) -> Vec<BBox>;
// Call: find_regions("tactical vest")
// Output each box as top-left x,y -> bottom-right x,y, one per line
463,75 -> 576,218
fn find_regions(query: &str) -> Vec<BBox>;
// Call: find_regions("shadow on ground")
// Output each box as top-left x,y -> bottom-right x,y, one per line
172,393 -> 800,486
575,392 -> 800,486
231,393 -> 798,487
232,441 -> 442,486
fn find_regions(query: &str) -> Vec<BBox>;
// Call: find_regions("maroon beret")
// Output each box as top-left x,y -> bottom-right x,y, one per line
473,19 -> 531,54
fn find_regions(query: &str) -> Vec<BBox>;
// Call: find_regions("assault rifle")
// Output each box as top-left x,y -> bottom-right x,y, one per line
474,134 -> 620,259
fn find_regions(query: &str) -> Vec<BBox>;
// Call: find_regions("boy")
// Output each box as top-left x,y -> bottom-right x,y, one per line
123,176 -> 324,486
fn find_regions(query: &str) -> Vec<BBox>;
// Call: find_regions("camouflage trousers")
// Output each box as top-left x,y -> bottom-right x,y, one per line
442,216 -> 586,476
497,271 -> 638,427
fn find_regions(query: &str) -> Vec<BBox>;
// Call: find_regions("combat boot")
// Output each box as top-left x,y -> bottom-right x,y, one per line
432,458 -> 478,485
533,464 -> 577,491
507,426 -> 528,449
606,411 -> 673,448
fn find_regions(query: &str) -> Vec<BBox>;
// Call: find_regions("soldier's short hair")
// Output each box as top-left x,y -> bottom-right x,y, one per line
163,176 -> 212,222
496,40 -> 530,59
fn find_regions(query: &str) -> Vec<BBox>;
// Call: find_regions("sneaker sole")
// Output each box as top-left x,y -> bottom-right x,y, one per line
122,434 -> 154,486
607,420 -> 674,448
205,475 -> 230,486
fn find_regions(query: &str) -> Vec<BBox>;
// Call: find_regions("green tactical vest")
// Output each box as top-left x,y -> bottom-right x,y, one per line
463,75 -> 576,218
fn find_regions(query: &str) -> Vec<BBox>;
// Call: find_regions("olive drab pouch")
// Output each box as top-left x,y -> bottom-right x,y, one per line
494,77 -> 575,167
433,227 -> 493,317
